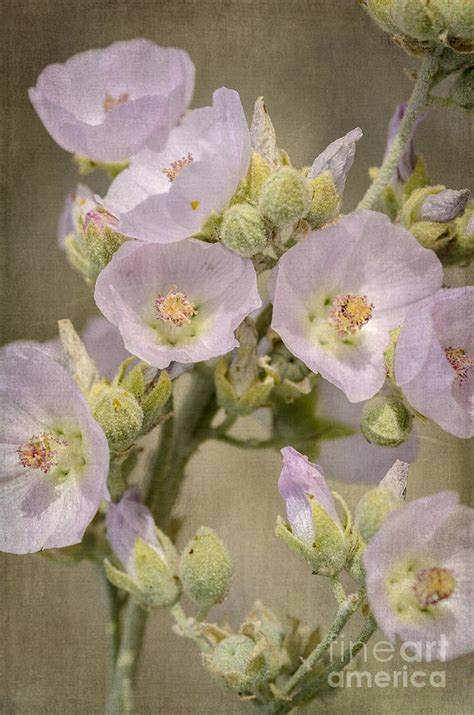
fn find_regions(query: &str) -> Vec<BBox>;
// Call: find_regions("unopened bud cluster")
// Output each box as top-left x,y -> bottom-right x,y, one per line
365,0 -> 474,54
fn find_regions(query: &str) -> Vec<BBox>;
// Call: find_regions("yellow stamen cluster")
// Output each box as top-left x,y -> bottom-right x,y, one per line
155,287 -> 198,327
103,92 -> 130,112
445,346 -> 474,385
413,567 -> 456,608
163,152 -> 193,182
17,432 -> 67,474
328,293 -> 374,337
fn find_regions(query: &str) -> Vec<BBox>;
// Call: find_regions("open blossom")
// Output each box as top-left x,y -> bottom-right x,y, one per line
316,379 -> 418,484
278,446 -> 343,544
29,39 -> 194,163
0,345 -> 109,554
271,210 -> 443,402
94,239 -> 261,368
102,87 -> 251,243
106,488 -> 165,576
364,492 -> 474,661
395,287 -> 474,438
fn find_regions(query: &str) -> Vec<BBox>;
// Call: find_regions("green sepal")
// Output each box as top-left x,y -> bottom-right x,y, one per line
141,370 -> 172,432
58,318 -> 98,392
192,211 -> 222,241
384,327 -> 400,384
64,233 -> 96,283
308,499 -> 349,575
134,538 -> 181,608
73,154 -> 129,179
104,558 -> 143,600
120,364 -> 145,401
214,358 -> 274,416
247,151 -> 272,201
402,157 -> 429,200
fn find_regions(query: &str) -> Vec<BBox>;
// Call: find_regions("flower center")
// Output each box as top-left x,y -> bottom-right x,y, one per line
328,293 -> 374,337
162,152 -> 193,183
413,567 -> 455,608
445,346 -> 474,385
17,432 -> 67,474
103,92 -> 129,112
155,287 -> 197,327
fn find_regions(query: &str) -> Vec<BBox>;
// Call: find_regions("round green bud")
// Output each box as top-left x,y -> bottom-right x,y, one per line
305,172 -> 340,228
366,0 -> 400,34
355,487 -> 404,542
432,0 -> 474,41
391,0 -> 443,41
220,203 -> 270,257
179,527 -> 233,607
450,67 -> 474,108
410,220 -> 454,250
204,634 -> 269,691
259,167 -> 312,229
91,385 -> 143,453
360,395 -> 412,448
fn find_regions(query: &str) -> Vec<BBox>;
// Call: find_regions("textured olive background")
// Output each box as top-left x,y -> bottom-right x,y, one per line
1,1 -> 473,713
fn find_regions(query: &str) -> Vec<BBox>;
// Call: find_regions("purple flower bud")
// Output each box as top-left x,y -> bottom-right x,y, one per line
308,128 -> 363,193
420,189 -> 470,222
385,103 -> 426,183
106,488 -> 164,576
278,447 -> 342,545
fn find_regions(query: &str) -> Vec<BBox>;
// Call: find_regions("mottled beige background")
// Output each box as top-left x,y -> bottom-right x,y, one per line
1,0 -> 473,713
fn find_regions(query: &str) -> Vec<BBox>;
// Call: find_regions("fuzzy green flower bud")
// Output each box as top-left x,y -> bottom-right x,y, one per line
215,320 -> 275,415
259,167 -> 312,229
360,394 -> 412,447
305,171 -> 340,229
105,490 -> 181,608
450,67 -> 474,108
220,203 -> 270,257
366,0 -> 401,35
355,460 -> 409,542
179,527 -> 233,608
401,185 -> 468,251
269,342 -> 314,402
83,210 -> 128,274
91,385 -> 143,453
391,0 -> 444,41
432,0 -> 474,43
203,633 -> 277,692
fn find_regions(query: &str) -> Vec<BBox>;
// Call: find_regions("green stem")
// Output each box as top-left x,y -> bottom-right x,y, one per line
274,614 -> 377,714
211,433 -> 278,450
357,50 -> 441,211
105,602 -> 147,715
282,592 -> 363,697
149,368 -> 218,530
105,369 -> 218,714
329,576 -> 347,606
170,603 -> 212,653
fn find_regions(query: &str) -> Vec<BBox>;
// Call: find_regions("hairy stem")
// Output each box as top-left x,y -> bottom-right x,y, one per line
282,591 -> 364,697
170,603 -> 212,653
105,368 -> 218,714
105,603 -> 147,715
357,50 -> 441,211
273,614 -> 378,714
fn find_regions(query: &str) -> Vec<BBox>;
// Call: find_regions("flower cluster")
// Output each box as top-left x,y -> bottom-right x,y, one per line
2,25 -> 473,713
